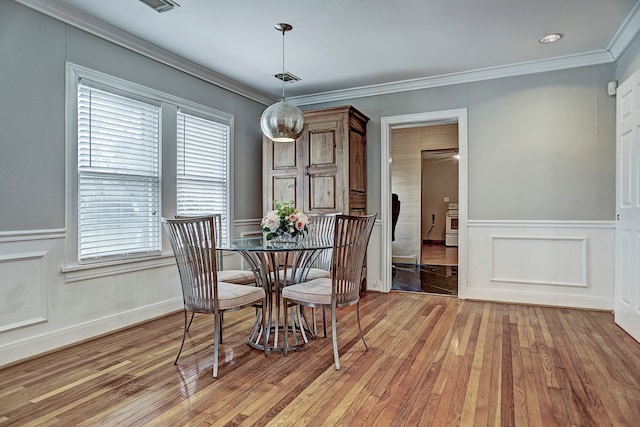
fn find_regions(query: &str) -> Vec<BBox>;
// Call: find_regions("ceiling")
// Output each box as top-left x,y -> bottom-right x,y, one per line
19,0 -> 640,104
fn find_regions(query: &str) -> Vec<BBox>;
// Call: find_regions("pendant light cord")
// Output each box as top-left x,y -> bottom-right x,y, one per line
281,28 -> 286,101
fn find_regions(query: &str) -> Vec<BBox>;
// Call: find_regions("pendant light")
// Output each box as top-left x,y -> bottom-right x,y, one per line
260,23 -> 305,142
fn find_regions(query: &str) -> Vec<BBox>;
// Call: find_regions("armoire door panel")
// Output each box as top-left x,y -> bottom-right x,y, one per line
272,177 -> 298,208
308,175 -> 337,211
309,131 -> 336,166
272,140 -> 297,169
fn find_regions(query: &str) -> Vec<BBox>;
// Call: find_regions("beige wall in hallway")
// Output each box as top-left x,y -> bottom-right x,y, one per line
422,152 -> 459,242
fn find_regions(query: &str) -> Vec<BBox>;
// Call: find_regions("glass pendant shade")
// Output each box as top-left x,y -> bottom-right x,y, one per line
260,99 -> 305,142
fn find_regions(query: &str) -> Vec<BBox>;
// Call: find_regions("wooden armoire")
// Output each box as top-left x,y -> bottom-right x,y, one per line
262,105 -> 369,215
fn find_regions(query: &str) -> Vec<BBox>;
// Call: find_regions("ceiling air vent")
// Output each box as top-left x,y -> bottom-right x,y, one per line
138,0 -> 180,13
274,72 -> 301,83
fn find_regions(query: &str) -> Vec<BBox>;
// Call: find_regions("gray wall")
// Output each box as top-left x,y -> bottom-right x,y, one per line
0,1 -> 266,232
303,64 -> 616,221
0,1 -> 623,227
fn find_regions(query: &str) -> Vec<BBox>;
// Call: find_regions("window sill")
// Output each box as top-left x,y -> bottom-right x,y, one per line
62,253 -> 176,284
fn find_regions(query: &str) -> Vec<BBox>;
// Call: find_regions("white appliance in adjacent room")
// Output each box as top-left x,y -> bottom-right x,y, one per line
445,203 -> 459,247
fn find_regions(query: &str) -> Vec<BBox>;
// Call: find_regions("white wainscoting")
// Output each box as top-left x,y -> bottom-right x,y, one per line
467,221 -> 615,310
13,219 -> 608,366
0,228 -> 183,367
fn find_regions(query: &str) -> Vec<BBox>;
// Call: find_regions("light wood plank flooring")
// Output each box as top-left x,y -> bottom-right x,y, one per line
1,292 -> 639,426
422,243 -> 458,266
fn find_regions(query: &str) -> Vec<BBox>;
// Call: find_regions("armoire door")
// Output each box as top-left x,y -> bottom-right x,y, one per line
263,138 -> 303,212
301,115 -> 345,214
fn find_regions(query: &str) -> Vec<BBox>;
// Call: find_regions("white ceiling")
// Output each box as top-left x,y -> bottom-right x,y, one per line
19,0 -> 640,104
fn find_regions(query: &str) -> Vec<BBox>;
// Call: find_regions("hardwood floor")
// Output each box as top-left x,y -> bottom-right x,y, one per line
422,243 -> 458,266
1,293 -> 639,426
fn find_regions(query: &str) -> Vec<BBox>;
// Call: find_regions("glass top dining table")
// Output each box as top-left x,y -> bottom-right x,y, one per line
217,236 -> 332,352
218,236 -> 332,253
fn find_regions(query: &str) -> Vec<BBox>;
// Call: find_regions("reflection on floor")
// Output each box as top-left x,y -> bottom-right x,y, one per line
392,243 -> 458,295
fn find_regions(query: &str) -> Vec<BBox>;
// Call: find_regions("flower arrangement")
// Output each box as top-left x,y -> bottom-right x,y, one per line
261,200 -> 310,241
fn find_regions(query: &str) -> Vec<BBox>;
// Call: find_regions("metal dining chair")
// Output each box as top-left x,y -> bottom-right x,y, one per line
163,215 -> 267,378
282,214 -> 376,370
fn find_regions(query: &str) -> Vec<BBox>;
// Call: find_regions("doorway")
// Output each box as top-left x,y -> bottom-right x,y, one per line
380,109 -> 468,298
390,133 -> 459,294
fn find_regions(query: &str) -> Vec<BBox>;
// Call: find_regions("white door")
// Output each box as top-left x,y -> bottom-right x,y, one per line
615,71 -> 640,342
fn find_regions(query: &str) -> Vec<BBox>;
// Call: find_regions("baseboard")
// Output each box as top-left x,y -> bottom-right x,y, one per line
465,288 -> 613,310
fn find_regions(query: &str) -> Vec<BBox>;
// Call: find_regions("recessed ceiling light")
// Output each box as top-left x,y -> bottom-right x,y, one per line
539,33 -> 563,44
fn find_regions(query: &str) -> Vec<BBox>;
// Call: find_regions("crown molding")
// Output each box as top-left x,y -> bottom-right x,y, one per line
289,50 -> 615,106
608,0 -> 640,60
14,0 -> 637,108
13,0 -> 273,106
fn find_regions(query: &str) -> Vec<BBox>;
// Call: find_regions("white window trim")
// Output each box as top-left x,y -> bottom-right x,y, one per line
64,62 -> 234,276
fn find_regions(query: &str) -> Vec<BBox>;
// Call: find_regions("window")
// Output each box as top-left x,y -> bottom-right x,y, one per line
176,111 -> 230,240
66,63 -> 234,270
77,82 -> 161,262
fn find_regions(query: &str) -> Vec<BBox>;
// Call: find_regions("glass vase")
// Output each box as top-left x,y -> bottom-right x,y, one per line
267,232 -> 300,246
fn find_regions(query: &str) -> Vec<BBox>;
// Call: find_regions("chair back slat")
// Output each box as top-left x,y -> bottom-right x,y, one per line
175,213 -> 225,269
307,213 -> 340,270
163,216 -> 219,313
331,214 -> 376,306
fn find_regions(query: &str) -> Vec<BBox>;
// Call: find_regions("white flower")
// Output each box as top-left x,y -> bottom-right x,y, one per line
261,210 -> 280,231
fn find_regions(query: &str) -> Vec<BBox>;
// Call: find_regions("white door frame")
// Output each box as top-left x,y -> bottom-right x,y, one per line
380,109 -> 468,297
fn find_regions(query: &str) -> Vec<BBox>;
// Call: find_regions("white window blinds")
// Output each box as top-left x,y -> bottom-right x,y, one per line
176,111 -> 229,240
77,82 -> 161,261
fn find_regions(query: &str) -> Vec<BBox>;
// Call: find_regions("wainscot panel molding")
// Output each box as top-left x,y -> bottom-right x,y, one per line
467,220 -> 615,310
490,236 -> 588,287
0,251 -> 48,333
